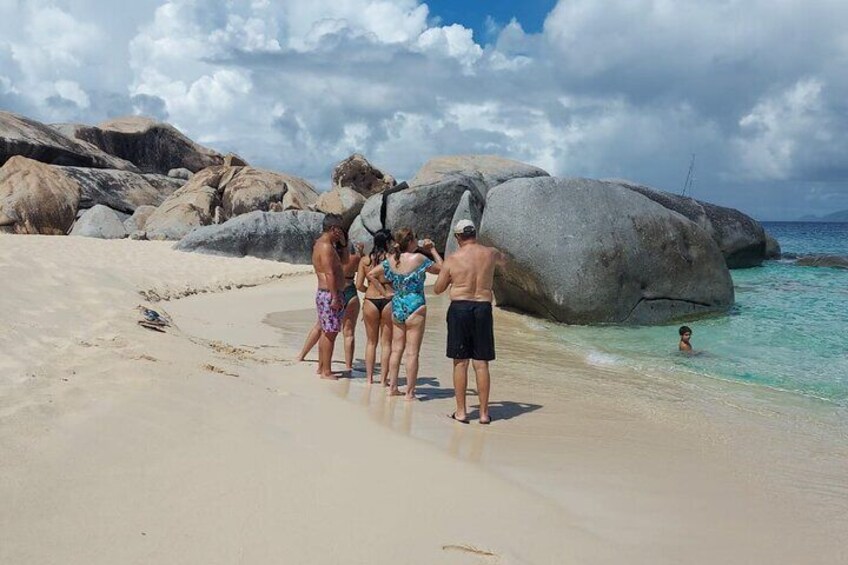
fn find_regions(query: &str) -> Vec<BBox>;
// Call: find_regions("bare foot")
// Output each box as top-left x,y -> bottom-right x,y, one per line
366,377 -> 374,385
479,414 -> 492,425
404,393 -> 418,402
386,389 -> 404,397
320,373 -> 339,381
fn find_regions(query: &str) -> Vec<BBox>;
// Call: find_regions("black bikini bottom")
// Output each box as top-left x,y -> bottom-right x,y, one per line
365,297 -> 392,314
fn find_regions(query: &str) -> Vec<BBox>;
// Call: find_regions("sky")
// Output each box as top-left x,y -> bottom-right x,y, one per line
1,0 -> 846,220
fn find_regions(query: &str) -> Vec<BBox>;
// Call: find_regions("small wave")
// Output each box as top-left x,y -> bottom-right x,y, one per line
585,350 -> 622,367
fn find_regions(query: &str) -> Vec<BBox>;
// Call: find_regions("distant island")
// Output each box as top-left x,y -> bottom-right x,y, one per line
799,209 -> 848,222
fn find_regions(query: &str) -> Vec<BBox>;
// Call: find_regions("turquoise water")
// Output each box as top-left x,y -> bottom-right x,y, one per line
551,222 -> 848,405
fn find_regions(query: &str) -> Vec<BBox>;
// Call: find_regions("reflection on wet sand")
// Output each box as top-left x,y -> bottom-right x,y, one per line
265,290 -> 848,564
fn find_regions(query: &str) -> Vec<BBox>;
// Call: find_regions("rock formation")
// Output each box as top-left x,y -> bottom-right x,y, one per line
410,154 -> 549,200
2,111 -> 136,171
123,205 -> 157,234
480,177 -> 735,325
314,187 -> 366,229
445,190 -> 484,256
70,205 -> 129,239
0,156 -> 80,234
331,154 -> 395,196
175,210 -> 323,264
607,179 -> 767,268
795,255 -> 848,269
145,165 -> 318,240
55,116 -> 223,174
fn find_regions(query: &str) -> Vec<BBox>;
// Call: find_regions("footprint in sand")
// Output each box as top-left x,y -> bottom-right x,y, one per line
441,544 -> 499,562
201,364 -> 239,378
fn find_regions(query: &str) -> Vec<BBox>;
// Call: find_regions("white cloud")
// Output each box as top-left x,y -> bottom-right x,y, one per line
415,24 -> 483,70
0,0 -> 847,218
731,78 -> 842,182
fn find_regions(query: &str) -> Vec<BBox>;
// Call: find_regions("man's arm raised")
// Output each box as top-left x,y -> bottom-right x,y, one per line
433,257 -> 452,295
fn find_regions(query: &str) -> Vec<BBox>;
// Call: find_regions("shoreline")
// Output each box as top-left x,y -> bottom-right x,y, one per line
2,236 -> 847,564
259,296 -> 848,557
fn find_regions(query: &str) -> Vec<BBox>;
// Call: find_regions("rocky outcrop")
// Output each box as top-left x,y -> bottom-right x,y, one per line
223,153 -> 248,167
354,178 -> 476,254
315,187 -> 366,229
346,155 -> 548,254
480,177 -> 734,325
765,232 -> 781,259
445,190 -> 484,257
221,166 -> 318,217
61,167 -> 182,214
56,116 -> 223,174
795,255 -> 848,269
70,205 -> 128,239
607,179 -> 768,268
175,210 -> 323,265
144,167 -> 223,240
410,155 -> 549,200
0,156 -> 80,234
332,153 -> 395,196
145,165 -> 318,240
3,112 -> 137,170
123,205 -> 157,233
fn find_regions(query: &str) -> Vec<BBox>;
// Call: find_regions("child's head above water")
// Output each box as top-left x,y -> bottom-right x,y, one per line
678,326 -> 693,351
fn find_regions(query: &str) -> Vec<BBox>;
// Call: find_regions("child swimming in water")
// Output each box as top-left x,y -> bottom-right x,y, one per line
679,326 -> 693,352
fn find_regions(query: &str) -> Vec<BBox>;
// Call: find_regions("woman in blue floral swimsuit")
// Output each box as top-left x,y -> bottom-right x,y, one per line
367,227 -> 443,399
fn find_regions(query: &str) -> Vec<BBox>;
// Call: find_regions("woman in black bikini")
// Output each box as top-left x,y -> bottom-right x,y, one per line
356,229 -> 394,385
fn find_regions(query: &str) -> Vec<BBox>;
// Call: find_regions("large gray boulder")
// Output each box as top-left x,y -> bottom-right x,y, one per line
607,179 -> 767,268
70,205 -> 128,239
410,155 -> 549,200
61,167 -> 182,214
55,116 -> 223,174
0,156 -> 80,234
354,178 -> 476,253
480,177 -> 735,325
145,165 -> 318,240
445,189 -> 484,257
332,153 -> 396,196
347,215 -> 374,254
175,210 -> 324,264
2,111 -> 137,170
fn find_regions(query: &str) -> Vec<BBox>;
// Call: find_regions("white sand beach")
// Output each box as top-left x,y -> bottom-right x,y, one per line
1,235 -> 847,564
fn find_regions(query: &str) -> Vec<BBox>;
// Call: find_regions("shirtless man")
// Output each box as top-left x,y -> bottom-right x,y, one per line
434,220 -> 506,424
312,214 -> 347,380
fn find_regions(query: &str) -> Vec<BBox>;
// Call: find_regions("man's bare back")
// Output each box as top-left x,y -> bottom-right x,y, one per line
435,241 -> 504,302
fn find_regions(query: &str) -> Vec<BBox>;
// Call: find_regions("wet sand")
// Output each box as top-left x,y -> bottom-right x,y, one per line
265,291 -> 848,564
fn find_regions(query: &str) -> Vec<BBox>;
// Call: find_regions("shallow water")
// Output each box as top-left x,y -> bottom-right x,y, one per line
549,222 -> 848,406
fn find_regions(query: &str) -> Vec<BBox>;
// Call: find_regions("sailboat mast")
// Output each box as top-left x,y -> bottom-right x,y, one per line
681,153 -> 696,197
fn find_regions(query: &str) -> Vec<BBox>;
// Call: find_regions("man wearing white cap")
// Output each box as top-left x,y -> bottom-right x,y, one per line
434,219 -> 506,424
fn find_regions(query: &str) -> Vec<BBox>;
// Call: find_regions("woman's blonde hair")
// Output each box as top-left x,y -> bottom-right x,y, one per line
392,227 -> 416,263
